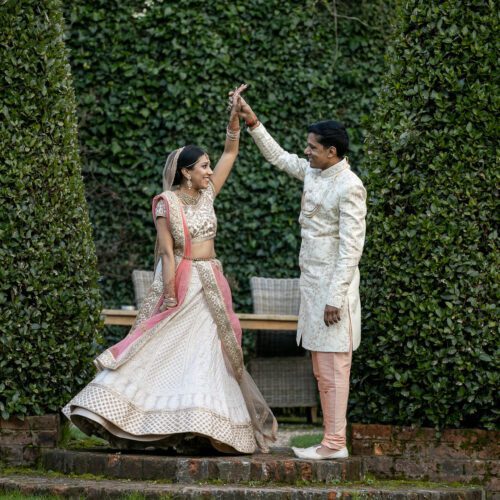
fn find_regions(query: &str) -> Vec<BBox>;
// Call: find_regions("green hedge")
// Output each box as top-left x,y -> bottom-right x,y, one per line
63,0 -> 394,312
0,1 -> 102,418
351,0 -> 499,429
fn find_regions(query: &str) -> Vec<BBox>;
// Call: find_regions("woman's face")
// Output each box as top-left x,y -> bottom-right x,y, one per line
183,154 -> 213,190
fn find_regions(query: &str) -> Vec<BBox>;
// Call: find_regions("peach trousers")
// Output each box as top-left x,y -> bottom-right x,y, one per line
311,346 -> 353,450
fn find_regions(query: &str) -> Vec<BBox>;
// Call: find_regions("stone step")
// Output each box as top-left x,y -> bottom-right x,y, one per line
0,474 -> 485,499
42,448 -> 364,484
362,455 -> 499,494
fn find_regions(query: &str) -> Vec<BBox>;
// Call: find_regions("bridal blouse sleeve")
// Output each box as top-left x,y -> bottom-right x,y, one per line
248,123 -> 308,181
327,182 -> 367,309
155,199 -> 167,218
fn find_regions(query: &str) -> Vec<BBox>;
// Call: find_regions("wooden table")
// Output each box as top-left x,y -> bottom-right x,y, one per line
102,309 -> 298,331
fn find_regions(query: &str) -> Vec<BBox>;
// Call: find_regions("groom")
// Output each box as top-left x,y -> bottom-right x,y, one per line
237,97 -> 366,460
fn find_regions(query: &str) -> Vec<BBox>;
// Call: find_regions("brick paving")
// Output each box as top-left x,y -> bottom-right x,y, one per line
0,474 -> 485,499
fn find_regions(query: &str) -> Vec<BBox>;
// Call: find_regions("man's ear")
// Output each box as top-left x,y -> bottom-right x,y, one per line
328,146 -> 337,157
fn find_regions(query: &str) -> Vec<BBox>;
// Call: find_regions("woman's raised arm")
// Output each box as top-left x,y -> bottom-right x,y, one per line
210,84 -> 247,195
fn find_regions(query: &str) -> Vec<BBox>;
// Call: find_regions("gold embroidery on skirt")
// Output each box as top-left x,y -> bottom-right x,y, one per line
196,261 -> 244,381
65,383 -> 255,453
131,277 -> 164,331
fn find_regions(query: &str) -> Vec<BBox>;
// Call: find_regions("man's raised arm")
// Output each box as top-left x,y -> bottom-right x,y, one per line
236,96 -> 308,182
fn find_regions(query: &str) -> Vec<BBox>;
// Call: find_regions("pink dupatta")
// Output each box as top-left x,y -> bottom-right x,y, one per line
98,191 -> 243,373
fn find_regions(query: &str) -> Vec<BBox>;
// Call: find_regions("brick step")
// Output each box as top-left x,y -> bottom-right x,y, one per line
41,448 -> 498,493
42,448 -> 364,484
362,455 -> 499,494
0,474 -> 485,499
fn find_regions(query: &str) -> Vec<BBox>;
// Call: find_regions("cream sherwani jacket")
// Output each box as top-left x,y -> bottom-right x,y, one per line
249,124 -> 367,352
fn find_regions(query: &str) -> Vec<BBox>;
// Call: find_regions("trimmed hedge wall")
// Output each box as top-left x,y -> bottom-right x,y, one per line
63,0 -> 394,311
0,1 -> 102,418
351,0 -> 499,429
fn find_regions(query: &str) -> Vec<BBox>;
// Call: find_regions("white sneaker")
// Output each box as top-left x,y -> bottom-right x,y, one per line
292,445 -> 349,460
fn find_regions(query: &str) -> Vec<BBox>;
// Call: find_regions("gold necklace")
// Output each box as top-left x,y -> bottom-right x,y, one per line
175,189 -> 201,206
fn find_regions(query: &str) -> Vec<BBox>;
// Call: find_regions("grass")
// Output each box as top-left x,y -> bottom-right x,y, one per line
0,494 -> 62,500
289,433 -> 324,448
0,494 -> 174,500
0,465 -> 106,483
59,423 -> 108,450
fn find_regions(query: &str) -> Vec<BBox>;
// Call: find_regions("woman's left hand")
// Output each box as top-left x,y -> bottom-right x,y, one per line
159,296 -> 177,313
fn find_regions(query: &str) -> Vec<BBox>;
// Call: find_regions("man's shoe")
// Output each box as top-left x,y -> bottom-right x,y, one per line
292,445 -> 349,460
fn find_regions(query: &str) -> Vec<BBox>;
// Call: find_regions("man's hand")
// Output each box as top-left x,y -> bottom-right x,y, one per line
324,305 -> 341,327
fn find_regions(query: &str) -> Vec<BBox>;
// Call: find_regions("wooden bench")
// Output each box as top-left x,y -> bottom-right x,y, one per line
102,309 -> 298,331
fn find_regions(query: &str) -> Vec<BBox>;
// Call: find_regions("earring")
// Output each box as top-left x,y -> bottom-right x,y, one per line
187,177 -> 192,190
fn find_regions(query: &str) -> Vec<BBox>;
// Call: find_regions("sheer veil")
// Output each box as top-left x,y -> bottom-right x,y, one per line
162,147 -> 184,191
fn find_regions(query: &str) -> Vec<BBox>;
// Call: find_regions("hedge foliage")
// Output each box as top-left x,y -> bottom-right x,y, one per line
63,0 -> 394,311
351,0 -> 499,429
0,1 -> 102,419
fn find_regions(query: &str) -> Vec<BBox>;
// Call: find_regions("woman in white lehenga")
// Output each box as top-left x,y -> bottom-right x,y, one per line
63,86 -> 277,454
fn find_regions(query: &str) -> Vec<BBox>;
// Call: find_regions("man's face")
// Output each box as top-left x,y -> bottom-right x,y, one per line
304,133 -> 336,170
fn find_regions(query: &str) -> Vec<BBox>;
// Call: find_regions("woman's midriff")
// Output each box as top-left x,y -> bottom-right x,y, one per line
189,239 -> 216,260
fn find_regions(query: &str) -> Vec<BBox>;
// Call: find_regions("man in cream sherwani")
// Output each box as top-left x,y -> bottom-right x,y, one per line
237,97 -> 366,460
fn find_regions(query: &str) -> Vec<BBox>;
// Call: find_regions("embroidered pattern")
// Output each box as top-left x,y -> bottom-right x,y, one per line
163,192 -> 186,254
196,261 -> 244,381
155,200 -> 167,218
64,383 -> 255,453
178,186 -> 217,242
131,274 -> 164,330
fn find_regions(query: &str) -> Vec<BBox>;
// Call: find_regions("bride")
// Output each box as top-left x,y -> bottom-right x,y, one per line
63,85 -> 277,454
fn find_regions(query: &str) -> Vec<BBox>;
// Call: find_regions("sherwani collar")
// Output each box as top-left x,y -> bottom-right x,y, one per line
320,158 -> 349,178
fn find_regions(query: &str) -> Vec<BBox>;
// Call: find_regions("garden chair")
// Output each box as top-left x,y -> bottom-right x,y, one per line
248,277 -> 318,421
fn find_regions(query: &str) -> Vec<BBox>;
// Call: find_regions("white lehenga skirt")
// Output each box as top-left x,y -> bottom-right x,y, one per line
63,265 -> 256,454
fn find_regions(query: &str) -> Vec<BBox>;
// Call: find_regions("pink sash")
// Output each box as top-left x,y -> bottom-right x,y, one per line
95,191 -> 243,379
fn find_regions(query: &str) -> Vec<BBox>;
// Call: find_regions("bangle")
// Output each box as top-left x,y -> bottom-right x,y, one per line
246,116 -> 259,128
226,126 -> 240,141
163,297 -> 178,307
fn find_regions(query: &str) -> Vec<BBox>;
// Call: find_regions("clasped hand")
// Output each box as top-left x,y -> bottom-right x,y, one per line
324,305 -> 341,326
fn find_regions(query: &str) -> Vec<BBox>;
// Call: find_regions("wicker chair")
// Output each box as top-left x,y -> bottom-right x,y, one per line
248,277 -> 318,420
131,269 -> 154,308
250,277 -> 303,357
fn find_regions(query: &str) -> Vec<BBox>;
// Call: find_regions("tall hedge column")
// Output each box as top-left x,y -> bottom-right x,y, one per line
0,0 -> 102,424
351,1 -> 498,429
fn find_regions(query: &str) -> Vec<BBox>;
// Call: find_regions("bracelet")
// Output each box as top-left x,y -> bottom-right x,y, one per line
245,116 -> 259,128
226,126 -> 240,141
163,297 -> 178,307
